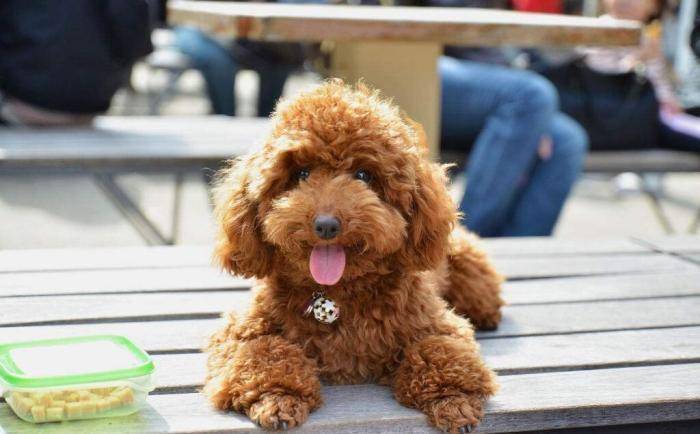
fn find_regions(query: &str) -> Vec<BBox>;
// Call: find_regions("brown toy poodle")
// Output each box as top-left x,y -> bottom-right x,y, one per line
205,80 -> 504,433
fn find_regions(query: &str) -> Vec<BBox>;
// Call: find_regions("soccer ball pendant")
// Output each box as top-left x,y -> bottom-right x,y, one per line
313,296 -> 340,324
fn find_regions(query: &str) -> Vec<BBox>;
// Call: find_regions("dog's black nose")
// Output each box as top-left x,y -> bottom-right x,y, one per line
314,215 -> 341,240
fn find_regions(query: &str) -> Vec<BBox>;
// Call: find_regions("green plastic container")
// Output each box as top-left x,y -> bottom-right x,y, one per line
0,335 -> 155,423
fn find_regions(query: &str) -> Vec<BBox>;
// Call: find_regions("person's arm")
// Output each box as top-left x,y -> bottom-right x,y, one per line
103,0 -> 154,64
691,0 -> 700,58
642,22 -> 681,112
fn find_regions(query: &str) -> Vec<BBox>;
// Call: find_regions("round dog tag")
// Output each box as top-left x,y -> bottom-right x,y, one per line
313,296 -> 340,324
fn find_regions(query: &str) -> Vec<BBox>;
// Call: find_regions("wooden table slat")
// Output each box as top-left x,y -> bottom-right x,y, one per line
0,245 -> 212,273
635,235 -> 700,254
497,253 -> 695,280
1,364 -> 698,433
482,237 -> 649,257
502,271 -> 700,305
0,117 -> 269,165
3,291 -> 700,339
0,319 -> 217,353
487,297 -> 700,338
0,292 -> 249,327
0,268 -> 250,297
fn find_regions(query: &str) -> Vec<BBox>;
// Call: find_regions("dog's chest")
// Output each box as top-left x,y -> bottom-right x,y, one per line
285,299 -> 423,383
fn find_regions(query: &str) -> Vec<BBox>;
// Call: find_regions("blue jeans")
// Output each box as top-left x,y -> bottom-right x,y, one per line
440,57 -> 588,237
174,27 -> 292,117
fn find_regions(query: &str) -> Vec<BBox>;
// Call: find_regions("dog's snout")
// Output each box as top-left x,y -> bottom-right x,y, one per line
314,215 -> 341,240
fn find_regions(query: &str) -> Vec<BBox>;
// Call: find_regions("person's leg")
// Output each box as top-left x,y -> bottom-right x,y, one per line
439,57 -> 492,151
500,113 -> 588,236
256,67 -> 292,117
440,57 -> 559,237
173,27 -> 237,116
659,112 -> 700,153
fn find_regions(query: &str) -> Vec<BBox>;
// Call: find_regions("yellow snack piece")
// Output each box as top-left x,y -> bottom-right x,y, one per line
81,400 -> 97,416
50,391 -> 66,400
23,397 -> 35,413
65,402 -> 81,418
107,396 -> 121,409
31,405 -> 46,423
93,387 -> 112,396
11,395 -> 33,415
35,393 -> 52,406
114,387 -> 134,404
96,399 -> 110,412
46,407 -> 64,421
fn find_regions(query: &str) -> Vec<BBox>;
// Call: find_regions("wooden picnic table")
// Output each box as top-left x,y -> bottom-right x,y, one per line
0,236 -> 699,433
168,1 -> 642,155
0,116 -> 270,246
0,116 -> 268,171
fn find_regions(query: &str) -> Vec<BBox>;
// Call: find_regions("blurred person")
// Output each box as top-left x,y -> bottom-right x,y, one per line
402,0 -> 588,237
546,0 -> 700,153
173,27 -> 302,117
0,0 -> 152,126
170,0 -> 326,117
691,0 -> 700,58
511,0 -> 562,13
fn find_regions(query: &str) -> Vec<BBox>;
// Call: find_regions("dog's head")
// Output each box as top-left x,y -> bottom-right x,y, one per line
213,80 -> 456,285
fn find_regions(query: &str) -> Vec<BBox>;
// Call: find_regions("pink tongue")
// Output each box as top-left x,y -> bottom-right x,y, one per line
309,245 -> 346,285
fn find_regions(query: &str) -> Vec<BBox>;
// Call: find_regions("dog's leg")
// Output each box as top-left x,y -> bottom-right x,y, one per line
204,332 -> 322,430
393,334 -> 498,433
439,226 -> 504,330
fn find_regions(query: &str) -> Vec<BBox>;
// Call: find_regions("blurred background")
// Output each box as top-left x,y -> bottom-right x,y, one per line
1,0 -> 699,248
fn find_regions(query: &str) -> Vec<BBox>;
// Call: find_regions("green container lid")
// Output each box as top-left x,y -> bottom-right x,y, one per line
0,335 -> 154,389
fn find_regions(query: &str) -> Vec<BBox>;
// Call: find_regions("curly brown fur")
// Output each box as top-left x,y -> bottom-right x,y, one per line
440,227 -> 505,330
206,80 -> 502,432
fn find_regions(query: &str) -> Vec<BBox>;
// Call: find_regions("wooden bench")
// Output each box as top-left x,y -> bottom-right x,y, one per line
584,149 -> 700,174
0,236 -> 699,433
442,148 -> 700,234
585,150 -> 700,234
0,116 -> 269,245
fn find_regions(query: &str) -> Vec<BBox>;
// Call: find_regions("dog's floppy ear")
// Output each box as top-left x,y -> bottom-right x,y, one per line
400,122 -> 457,271
212,153 -> 274,278
402,113 -> 430,158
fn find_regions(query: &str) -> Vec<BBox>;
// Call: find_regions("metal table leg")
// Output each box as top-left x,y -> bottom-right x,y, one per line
93,173 -> 183,245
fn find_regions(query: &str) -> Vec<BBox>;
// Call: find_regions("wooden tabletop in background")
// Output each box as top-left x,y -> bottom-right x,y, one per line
0,236 -> 699,433
168,1 -> 641,47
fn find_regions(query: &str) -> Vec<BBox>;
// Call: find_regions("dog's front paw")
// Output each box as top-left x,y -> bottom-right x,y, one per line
427,394 -> 484,434
248,393 -> 311,430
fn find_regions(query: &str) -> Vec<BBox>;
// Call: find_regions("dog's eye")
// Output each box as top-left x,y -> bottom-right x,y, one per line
296,168 -> 310,181
354,169 -> 372,183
